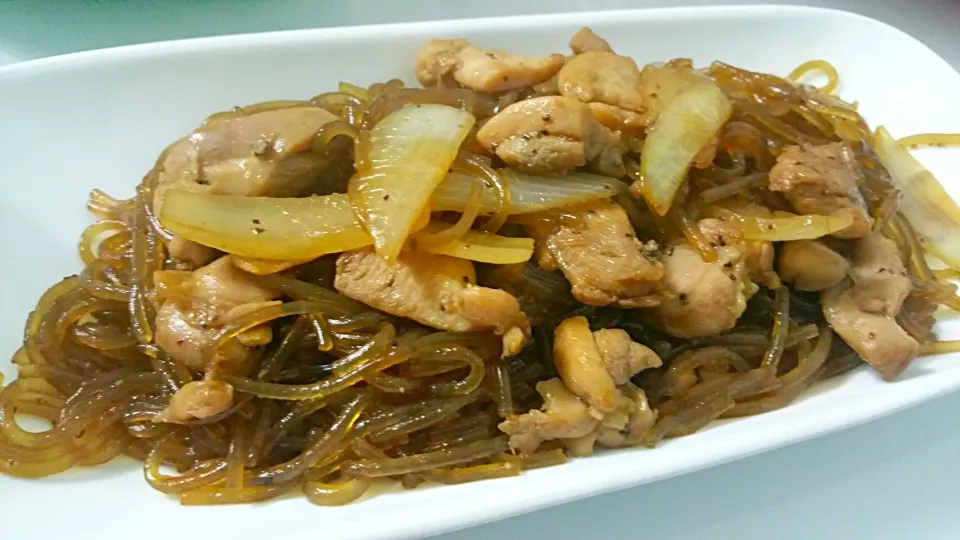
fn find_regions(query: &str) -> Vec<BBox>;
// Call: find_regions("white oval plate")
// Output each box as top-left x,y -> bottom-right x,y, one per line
1,5 -> 959,540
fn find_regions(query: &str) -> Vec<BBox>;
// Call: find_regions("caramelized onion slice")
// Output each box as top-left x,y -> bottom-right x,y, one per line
873,126 -> 960,270
635,80 -> 732,215
432,170 -> 620,215
348,104 -> 475,262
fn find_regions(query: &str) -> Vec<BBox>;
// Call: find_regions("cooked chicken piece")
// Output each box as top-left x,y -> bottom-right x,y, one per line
553,316 -> 662,412
334,250 -> 529,356
558,52 -> 645,112
822,231 -> 917,380
569,27 -> 614,55
593,328 -> 663,385
155,107 -> 338,210
655,219 -> 757,338
168,236 -> 218,267
155,256 -> 281,372
506,319 -> 661,455
523,201 -> 663,307
553,316 -> 619,412
822,284 -> 919,381
415,39 -> 565,92
849,232 -> 912,317
587,102 -> 647,133
476,96 -> 625,176
744,240 -> 780,288
156,380 -> 234,423
564,383 -> 657,455
595,384 -> 657,448
186,257 -> 281,307
155,302 -> 246,372
154,107 -> 337,264
769,142 -> 871,238
778,239 -> 850,291
498,378 -> 602,454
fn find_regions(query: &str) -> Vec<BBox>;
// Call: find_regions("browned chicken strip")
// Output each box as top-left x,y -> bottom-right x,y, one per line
564,382 -> 657,456
744,240 -> 780,289
554,316 -> 620,412
769,142 -> 872,239
778,239 -> 850,291
593,329 -> 663,385
822,232 -> 918,380
849,232 -> 912,317
654,219 -> 757,338
504,317 -> 662,454
554,316 -> 663,412
156,380 -> 235,423
558,51 -> 646,113
334,250 -> 530,356
823,285 -> 919,381
569,27 -> 614,54
498,378 -> 602,455
588,384 -> 657,451
155,256 -> 281,373
415,39 -> 565,92
476,96 -> 626,176
156,106 -> 338,265
155,107 -> 338,209
523,201 -> 663,308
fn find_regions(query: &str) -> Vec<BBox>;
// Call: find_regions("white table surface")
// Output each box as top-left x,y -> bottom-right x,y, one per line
1,1 -> 959,539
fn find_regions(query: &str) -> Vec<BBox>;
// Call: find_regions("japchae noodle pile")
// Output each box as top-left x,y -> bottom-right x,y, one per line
3,27 -> 960,505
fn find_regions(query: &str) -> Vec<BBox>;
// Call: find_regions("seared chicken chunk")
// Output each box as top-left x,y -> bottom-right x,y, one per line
744,240 -> 780,289
558,52 -> 645,113
823,285 -> 919,381
587,102 -> 647,133
554,316 -> 620,412
568,384 -> 657,454
155,106 -> 337,265
155,256 -> 281,373
168,236 -> 218,267
498,378 -> 602,455
523,201 -> 663,307
415,39 -> 565,92
334,251 -> 529,356
553,316 -> 663,412
156,380 -> 235,423
655,219 -> 757,338
596,385 -> 656,448
503,318 -> 662,454
849,232 -> 912,317
769,142 -> 871,238
822,232 -> 917,380
778,239 -> 850,291
476,96 -> 626,176
155,107 -> 337,209
593,328 -> 662,384
569,27 -> 614,55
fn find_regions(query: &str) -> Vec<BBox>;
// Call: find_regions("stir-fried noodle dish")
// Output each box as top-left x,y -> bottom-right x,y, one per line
4,28 -> 960,505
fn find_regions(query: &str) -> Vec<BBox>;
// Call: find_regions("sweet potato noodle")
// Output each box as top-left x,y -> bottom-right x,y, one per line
3,28 -> 960,506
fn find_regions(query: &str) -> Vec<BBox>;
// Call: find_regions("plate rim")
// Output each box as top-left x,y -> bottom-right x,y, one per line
1,5 -> 960,540
0,4 -> 954,80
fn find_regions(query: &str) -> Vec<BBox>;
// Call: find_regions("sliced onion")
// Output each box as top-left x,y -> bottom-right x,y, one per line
233,256 -> 309,275
872,126 -> 960,270
411,223 -> 533,265
161,190 -> 382,260
635,80 -> 732,215
348,104 -> 475,262
710,207 -> 853,241
162,190 -> 530,268
432,170 -> 620,215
